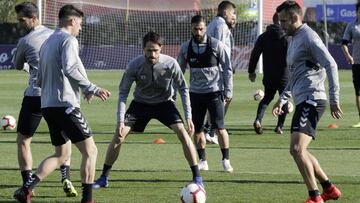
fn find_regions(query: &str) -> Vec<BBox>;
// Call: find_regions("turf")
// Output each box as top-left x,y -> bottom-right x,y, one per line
0,70 -> 359,202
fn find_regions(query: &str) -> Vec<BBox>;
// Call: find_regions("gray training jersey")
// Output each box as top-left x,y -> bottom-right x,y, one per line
177,35 -> 233,99
37,28 -> 99,108
12,25 -> 53,96
117,54 -> 191,122
281,24 -> 340,105
342,20 -> 360,64
207,16 -> 234,56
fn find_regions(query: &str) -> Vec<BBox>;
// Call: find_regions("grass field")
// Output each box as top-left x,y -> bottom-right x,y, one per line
0,69 -> 359,203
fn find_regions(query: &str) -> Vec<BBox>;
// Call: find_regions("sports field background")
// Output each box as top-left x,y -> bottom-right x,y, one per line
0,70 -> 359,202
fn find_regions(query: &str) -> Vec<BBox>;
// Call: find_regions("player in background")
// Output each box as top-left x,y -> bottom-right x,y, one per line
248,13 -> 289,135
13,1 -> 77,197
93,31 -> 204,189
341,3 -> 360,128
204,0 -> 236,144
273,1 -> 343,203
13,4 -> 111,203
178,15 -> 233,173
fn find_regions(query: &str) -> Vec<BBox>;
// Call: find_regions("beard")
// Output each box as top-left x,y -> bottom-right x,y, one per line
226,21 -> 236,29
192,34 -> 205,43
146,56 -> 158,64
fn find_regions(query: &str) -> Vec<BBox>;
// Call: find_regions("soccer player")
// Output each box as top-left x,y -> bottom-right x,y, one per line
248,13 -> 289,135
273,1 -> 343,203
13,4 -> 111,203
13,1 -> 77,197
205,0 -> 236,144
341,3 -> 360,128
92,31 -> 203,189
177,15 -> 233,173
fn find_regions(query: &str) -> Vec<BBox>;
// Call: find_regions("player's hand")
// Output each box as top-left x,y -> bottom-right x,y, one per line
84,94 -> 94,103
116,122 -> 126,139
330,103 -> 343,119
248,73 -> 256,82
96,88 -> 111,101
272,99 -> 284,116
186,119 -> 194,137
346,56 -> 354,65
224,96 -> 232,102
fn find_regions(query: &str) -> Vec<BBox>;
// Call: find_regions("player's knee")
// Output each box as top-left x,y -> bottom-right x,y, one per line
217,128 -> 227,136
87,143 -> 98,159
113,134 -> 125,144
289,145 -> 304,157
16,133 -> 31,145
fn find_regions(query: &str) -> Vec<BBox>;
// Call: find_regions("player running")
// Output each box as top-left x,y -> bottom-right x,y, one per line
13,1 -> 77,197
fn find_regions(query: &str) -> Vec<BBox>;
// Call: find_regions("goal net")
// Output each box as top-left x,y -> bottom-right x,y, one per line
40,0 -> 284,71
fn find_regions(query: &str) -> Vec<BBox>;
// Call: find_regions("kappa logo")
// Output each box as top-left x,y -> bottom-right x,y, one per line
300,107 -> 310,127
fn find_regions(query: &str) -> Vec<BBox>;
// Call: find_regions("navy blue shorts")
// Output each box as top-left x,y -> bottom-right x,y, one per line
190,91 -> 225,133
17,96 -> 42,136
291,99 -> 326,139
125,100 -> 183,132
42,107 -> 92,146
352,64 -> 360,96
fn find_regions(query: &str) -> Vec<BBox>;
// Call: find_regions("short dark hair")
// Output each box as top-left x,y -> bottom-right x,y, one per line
356,3 -> 360,12
58,4 -> 84,20
15,2 -> 38,18
218,1 -> 236,15
142,31 -> 163,48
272,13 -> 279,24
276,0 -> 303,16
191,15 -> 206,25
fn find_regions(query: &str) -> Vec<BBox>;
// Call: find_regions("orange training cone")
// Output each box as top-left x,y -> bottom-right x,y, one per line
328,123 -> 339,129
153,138 -> 166,144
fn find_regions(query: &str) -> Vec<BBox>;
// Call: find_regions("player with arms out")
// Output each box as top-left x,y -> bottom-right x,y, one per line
93,31 -> 203,189
273,1 -> 343,203
13,4 -> 111,203
178,15 -> 233,173
13,1 -> 77,197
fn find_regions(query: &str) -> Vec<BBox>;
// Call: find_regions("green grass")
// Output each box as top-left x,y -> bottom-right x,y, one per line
0,70 -> 359,202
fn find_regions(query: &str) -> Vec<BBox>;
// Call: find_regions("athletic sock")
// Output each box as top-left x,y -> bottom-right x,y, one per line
24,174 -> 40,190
221,148 -> 229,160
60,165 -> 70,182
190,165 -> 201,179
101,164 -> 112,177
197,149 -> 206,161
320,180 -> 332,190
308,190 -> 320,197
81,183 -> 93,203
21,170 -> 32,186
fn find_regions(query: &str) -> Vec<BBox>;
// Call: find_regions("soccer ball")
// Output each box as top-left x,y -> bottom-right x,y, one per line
180,183 -> 206,203
253,89 -> 264,101
1,115 -> 16,130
